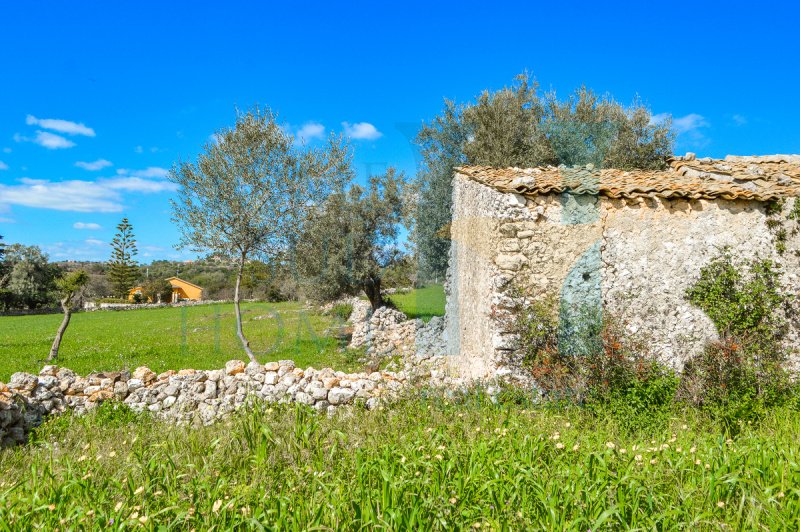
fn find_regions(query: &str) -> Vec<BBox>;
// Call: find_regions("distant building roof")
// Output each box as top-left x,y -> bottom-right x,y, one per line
165,277 -> 203,290
456,154 -> 800,202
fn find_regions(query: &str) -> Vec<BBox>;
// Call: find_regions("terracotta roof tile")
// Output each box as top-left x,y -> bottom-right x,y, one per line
456,154 -> 800,202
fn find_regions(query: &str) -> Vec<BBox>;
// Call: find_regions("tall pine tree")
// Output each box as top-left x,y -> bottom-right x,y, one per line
108,218 -> 139,298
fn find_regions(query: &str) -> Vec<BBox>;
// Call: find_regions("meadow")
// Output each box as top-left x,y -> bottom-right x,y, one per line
0,285 -> 446,381
1,392 -> 799,529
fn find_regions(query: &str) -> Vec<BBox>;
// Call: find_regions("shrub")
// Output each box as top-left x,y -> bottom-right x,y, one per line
504,292 -> 677,432
682,251 -> 795,432
329,303 -> 353,322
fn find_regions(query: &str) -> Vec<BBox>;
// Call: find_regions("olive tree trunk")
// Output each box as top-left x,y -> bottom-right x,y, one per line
47,296 -> 72,362
363,277 -> 384,311
234,253 -> 257,362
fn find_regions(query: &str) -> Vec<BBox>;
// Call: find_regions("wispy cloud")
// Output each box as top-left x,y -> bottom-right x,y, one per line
14,131 -> 76,149
0,174 -> 177,213
25,115 -> 95,137
341,121 -> 382,140
73,222 -> 102,230
2,148 -> 10,154
116,167 -> 170,179
85,238 -> 105,246
296,122 -> 326,142
0,161 -> 7,170
732,114 -> 747,126
75,159 -> 113,171
672,113 -> 709,134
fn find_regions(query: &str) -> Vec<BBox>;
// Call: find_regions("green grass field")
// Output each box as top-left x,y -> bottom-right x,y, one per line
2,394 -> 799,529
0,286 -> 446,381
387,284 -> 445,321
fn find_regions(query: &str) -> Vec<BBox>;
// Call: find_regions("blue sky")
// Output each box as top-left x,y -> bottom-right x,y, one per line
1,1 -> 798,262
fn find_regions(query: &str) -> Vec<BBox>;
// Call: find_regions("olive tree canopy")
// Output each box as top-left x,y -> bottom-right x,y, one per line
169,107 -> 353,361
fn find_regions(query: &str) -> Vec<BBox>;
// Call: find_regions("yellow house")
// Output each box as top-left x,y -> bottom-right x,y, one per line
128,277 -> 203,303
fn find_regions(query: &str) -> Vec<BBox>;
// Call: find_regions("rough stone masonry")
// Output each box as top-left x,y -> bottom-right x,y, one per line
444,154 -> 800,380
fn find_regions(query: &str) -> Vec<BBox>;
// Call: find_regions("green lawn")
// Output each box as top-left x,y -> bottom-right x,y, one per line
2,394 -> 799,529
387,284 -> 445,322
0,302 -> 358,380
0,286 -> 446,381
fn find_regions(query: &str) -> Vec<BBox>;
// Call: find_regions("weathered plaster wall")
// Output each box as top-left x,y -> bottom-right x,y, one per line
445,173 -> 800,379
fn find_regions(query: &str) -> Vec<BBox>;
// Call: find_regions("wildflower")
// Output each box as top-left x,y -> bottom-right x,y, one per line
87,510 -> 95,517
650,459 -> 657,465
695,459 -> 702,465
435,454 -> 443,460
437,445 -> 446,450
676,447 -> 682,453
95,454 -> 103,461
138,515 -> 148,524
705,464 -> 711,470
415,471 -> 420,477
212,500 -> 223,513
426,427 -> 434,433
82,473 -> 92,480
83,443 -> 90,451
153,490 -> 163,497
134,486 -> 144,496
48,504 -> 56,511
400,456 -> 406,463
778,492 -> 785,499
556,442 -> 565,449
565,422 -> 571,428
114,502 -> 123,512
241,507 -> 251,516
690,446 -> 696,454
619,448 -> 627,454
634,454 -> 643,462
78,455 -> 87,462
130,512 -> 139,520
717,501 -> 725,508
572,444 -> 580,451
108,451 -> 117,458
551,432 -> 560,441
681,424 -> 688,430
449,497 -> 458,504
605,442 -> 616,449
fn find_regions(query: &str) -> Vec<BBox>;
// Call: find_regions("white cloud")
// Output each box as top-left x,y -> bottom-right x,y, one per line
341,121 -> 382,140
73,222 -> 102,230
104,177 -> 177,193
85,238 -> 105,246
732,114 -> 747,126
134,145 -> 144,153
116,167 -> 169,179
672,113 -> 709,134
25,115 -> 95,137
0,161 -> 7,170
14,131 -> 76,149
2,148 -> 11,154
75,159 -> 113,171
0,173 -> 176,213
296,122 -> 326,142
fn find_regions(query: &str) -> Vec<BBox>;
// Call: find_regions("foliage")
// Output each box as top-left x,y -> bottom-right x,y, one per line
0,243 -> 60,310
504,293 -> 677,433
295,168 -> 407,310
328,302 -> 353,322
107,218 -> 139,298
414,73 -> 675,282
3,395 -> 800,528
682,252 -> 795,432
169,106 -> 353,361
48,270 -> 90,362
140,277 -> 173,304
381,254 -> 417,289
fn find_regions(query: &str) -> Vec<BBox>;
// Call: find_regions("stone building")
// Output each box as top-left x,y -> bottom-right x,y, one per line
444,154 -> 800,380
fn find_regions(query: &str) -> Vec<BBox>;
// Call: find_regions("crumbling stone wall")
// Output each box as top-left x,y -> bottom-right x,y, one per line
445,173 -> 800,379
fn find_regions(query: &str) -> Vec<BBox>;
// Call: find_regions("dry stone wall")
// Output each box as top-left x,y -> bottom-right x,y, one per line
0,357 -> 436,447
445,173 -> 800,380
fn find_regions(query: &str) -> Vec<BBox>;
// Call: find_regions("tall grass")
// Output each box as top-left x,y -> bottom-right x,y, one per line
1,393 -> 799,529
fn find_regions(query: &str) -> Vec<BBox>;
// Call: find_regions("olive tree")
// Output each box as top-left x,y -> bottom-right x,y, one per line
295,168 -> 406,310
169,107 -> 352,362
47,270 -> 89,362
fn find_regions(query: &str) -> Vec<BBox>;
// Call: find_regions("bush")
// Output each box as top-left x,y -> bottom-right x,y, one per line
329,303 -> 353,322
504,292 -> 677,432
682,251 -> 795,433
